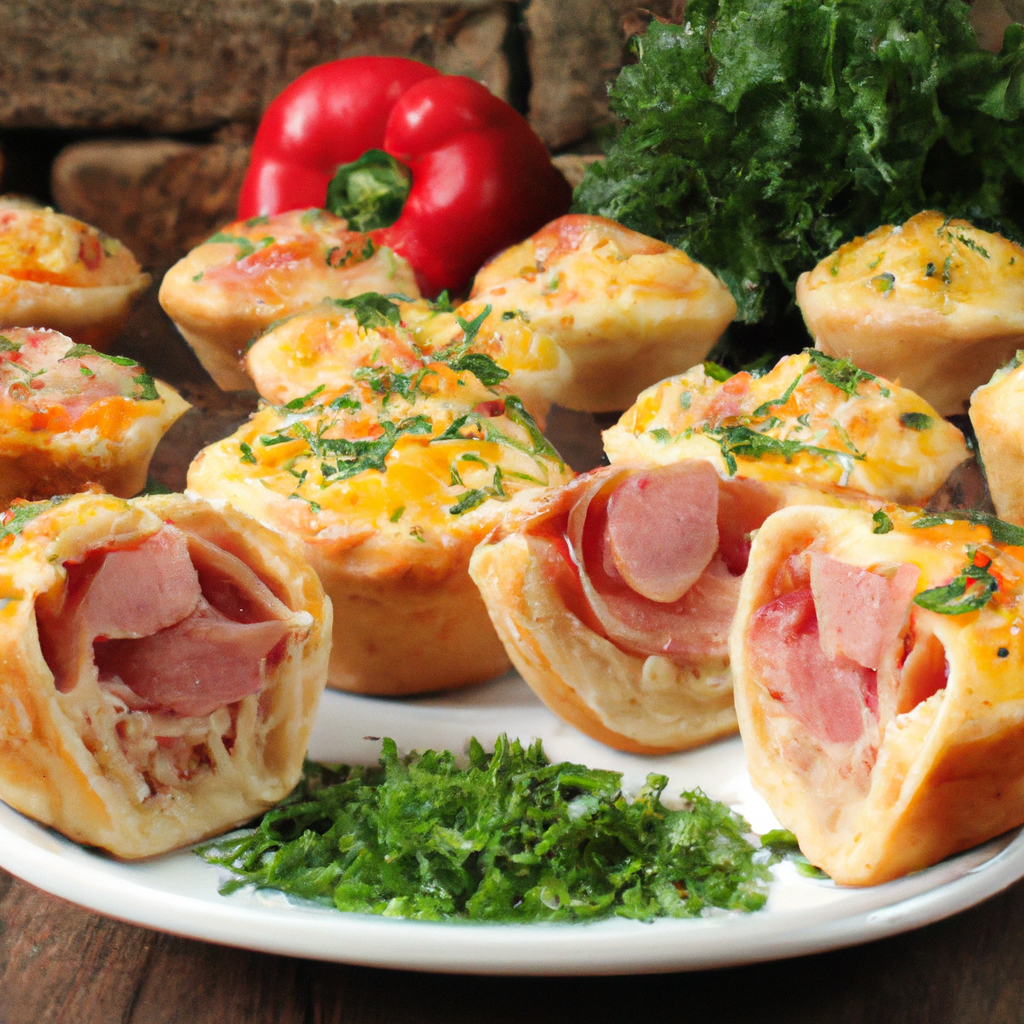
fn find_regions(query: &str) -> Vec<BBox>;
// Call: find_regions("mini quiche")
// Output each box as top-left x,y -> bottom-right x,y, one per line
970,352 -> 1024,526
0,327 -> 189,507
472,352 -> 969,754
0,197 -> 150,351
245,294 -> 552,425
159,209 -> 420,391
462,214 -> 736,413
797,211 -> 1024,415
732,504 -> 1024,885
187,343 -> 573,696
0,491 -> 330,858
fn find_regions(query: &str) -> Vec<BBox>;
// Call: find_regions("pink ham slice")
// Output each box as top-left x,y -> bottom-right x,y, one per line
564,463 -> 782,665
39,525 -> 292,715
605,460 -> 720,602
94,600 -> 289,717
748,588 -> 875,744
809,554 -> 920,671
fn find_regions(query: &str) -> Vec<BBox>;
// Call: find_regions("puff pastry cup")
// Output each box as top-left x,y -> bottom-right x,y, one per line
0,491 -> 330,858
472,352 -> 970,753
188,334 -> 573,696
797,211 -> 1024,416
457,214 -> 736,413
732,504 -> 1024,885
0,327 -> 189,507
159,209 -> 420,391
0,197 -> 150,351
969,352 -> 1024,526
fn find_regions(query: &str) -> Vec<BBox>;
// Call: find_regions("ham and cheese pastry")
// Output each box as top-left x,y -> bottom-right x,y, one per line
472,352 -> 970,753
0,197 -> 150,351
0,327 -> 189,506
0,491 -> 330,858
159,209 -> 419,391
797,211 -> 1024,415
187,343 -> 573,696
603,350 -> 968,504
969,352 -> 1024,525
732,504 -> 1024,885
459,214 -> 736,413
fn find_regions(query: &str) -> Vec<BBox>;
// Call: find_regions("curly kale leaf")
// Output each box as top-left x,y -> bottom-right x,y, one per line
574,1 -> 1024,322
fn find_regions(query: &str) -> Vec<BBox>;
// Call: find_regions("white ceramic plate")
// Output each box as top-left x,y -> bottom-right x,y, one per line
1,672 -> 1022,976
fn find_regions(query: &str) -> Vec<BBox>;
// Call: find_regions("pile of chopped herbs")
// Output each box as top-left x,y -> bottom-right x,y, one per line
198,736 -> 774,923
575,0 -> 1024,325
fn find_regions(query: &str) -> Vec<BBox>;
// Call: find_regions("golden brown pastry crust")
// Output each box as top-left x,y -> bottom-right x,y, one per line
470,530 -> 737,754
969,354 -> 1024,525
797,212 -> 1024,416
465,215 -> 736,413
159,210 -> 419,391
0,198 -> 149,351
0,492 -> 331,858
732,505 -> 1024,885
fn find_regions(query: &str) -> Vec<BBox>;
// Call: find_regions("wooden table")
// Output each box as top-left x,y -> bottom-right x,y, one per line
3,867 -> 1024,1023
3,289 -> 1022,1024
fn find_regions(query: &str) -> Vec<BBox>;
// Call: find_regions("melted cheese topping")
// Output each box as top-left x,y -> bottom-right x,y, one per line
0,197 -> 143,288
188,359 -> 573,571
161,209 -> 419,323
801,211 -> 1024,319
603,352 -> 968,504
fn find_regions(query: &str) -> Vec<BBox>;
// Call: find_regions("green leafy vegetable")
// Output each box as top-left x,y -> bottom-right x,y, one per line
872,509 -> 894,534
0,335 -> 20,352
703,360 -> 733,383
914,555 -> 998,615
912,509 -> 1024,547
132,373 -> 159,401
447,352 -> 509,386
760,829 -> 830,879
899,411 -> 933,431
285,384 -> 327,411
331,293 -> 402,330
574,2 -> 1024,323
0,496 -> 70,542
703,424 -> 862,478
198,737 -> 771,922
804,350 -> 877,398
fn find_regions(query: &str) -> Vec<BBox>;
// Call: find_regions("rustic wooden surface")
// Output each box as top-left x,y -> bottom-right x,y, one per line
4,868 -> 1024,1023
3,282 -> 1024,1024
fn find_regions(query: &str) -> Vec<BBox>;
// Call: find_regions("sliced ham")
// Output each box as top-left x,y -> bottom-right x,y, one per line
605,460 -> 719,603
749,588 -> 875,744
562,463 -> 781,666
38,525 -> 292,716
896,617 -> 949,715
94,601 -> 289,718
809,554 -> 919,671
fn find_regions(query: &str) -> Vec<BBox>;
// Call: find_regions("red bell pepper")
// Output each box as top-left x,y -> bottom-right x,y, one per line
237,57 -> 572,297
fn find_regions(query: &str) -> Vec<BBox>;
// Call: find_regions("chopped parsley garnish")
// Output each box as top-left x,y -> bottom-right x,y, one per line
914,554 -> 998,616
703,360 -> 733,383
328,394 -> 362,413
206,231 -> 273,260
446,352 -> 509,386
61,343 -> 158,400
285,384 -> 327,411
239,442 -> 257,465
449,467 -> 507,515
648,428 -> 673,444
899,411 -> 933,431
331,293 -> 402,330
389,506 -> 405,523
0,496 -> 70,542
0,335 -> 20,352
133,373 -> 159,401
430,290 -> 456,313
703,424 -> 862,478
871,510 -> 894,535
804,350 -> 877,399
760,830 -> 829,880
197,737 -> 771,922
912,509 -> 1024,548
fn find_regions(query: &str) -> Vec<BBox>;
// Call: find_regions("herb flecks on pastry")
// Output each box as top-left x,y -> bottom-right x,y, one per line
603,351 -> 968,505
0,327 -> 188,506
732,504 -> 1024,885
0,197 -> 149,351
461,214 -> 736,413
0,492 -> 330,858
159,209 -> 419,391
798,211 -> 1024,416
188,335 -> 573,696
